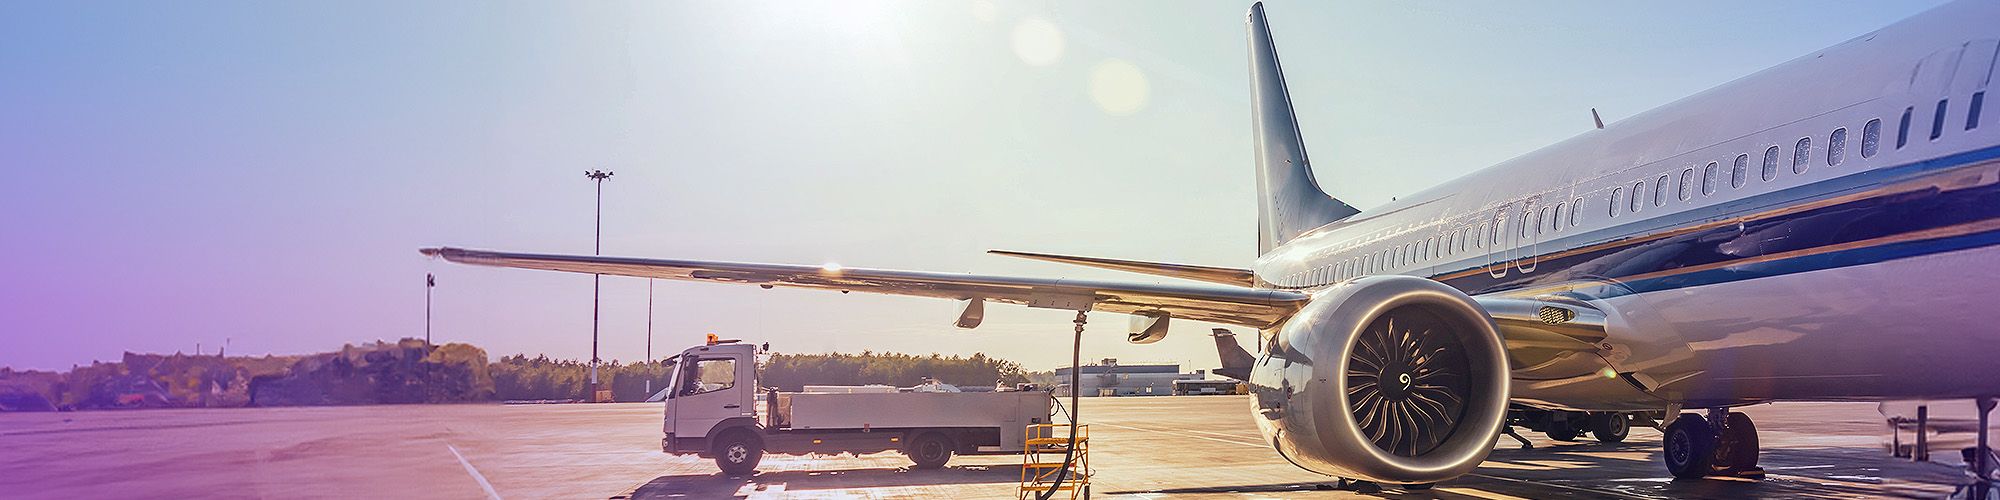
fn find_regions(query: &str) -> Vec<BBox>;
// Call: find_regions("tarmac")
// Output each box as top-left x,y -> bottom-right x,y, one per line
1,396 -> 1991,499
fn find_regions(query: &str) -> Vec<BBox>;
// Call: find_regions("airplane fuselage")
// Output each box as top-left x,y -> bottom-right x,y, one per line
1251,0 -> 2000,410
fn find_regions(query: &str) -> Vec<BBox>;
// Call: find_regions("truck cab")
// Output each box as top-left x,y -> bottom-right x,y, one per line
661,342 -> 758,456
659,340 -> 1053,475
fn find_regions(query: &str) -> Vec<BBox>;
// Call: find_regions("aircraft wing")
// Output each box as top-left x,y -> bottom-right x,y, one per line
419,247 -> 1309,329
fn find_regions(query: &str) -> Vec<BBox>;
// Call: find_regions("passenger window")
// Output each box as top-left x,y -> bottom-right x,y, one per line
1828,128 -> 1846,166
679,358 -> 737,397
1762,146 -> 1780,181
1609,187 -> 1623,217
1931,99 -> 1948,141
1969,91 -> 1985,130
1701,162 -> 1717,196
1862,119 -> 1881,158
1653,174 -> 1668,207
1476,223 -> 1486,248
1732,154 -> 1748,188
1552,202 -> 1566,231
1630,182 -> 1645,212
1792,137 -> 1811,174
1678,168 -> 1694,201
1536,206 -> 1549,234
1898,106 -> 1913,149
1570,198 -> 1582,226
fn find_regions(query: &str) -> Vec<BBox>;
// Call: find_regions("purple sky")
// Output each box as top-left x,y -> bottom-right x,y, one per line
0,1 -> 1948,371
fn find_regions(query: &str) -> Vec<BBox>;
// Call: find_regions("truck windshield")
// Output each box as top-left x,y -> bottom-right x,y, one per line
677,358 -> 736,397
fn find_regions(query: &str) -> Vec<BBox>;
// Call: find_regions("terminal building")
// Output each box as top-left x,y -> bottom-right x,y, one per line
1054,359 -> 1205,396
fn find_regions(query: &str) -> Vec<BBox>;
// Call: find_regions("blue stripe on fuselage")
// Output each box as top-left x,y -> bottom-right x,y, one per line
1422,142 -> 2000,297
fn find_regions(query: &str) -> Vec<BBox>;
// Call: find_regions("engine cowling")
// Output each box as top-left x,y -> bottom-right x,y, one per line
1249,275 -> 1510,485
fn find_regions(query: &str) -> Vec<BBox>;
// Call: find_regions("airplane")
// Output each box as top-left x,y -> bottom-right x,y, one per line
423,0 -> 2000,489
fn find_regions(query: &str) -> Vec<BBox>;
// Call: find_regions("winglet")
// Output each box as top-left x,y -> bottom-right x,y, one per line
1248,2 -> 1360,255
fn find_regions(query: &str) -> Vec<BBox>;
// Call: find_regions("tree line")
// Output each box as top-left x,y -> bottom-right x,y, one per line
0,340 -> 1034,410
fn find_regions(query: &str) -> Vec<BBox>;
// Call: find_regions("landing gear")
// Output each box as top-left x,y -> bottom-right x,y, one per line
1545,423 -> 1579,442
1662,410 -> 1761,479
1714,411 -> 1761,475
1663,414 -> 1716,479
1590,412 -> 1630,443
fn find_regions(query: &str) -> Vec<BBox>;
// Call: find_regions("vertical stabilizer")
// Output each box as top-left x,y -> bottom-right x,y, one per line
1248,3 -> 1359,255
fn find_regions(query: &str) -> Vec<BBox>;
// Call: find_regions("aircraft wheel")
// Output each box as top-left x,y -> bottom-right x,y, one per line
1663,413 -> 1716,479
1715,412 -> 1760,472
1545,422 -> 1579,442
1591,413 -> 1630,443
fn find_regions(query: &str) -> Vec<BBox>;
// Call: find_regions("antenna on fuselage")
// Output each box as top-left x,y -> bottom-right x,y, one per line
1590,108 -> 1605,130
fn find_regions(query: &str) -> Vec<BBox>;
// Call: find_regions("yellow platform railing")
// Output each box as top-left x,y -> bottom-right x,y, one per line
1019,423 -> 1089,499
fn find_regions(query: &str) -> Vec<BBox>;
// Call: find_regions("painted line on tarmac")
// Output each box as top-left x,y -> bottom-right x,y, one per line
447,444 -> 503,500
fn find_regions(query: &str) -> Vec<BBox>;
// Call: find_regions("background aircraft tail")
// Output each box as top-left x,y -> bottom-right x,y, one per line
1247,3 -> 1359,255
1210,328 -> 1256,380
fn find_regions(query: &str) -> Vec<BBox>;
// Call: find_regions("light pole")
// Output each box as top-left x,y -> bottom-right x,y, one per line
646,278 -> 654,397
585,169 -> 613,401
647,279 -> 654,363
425,273 -> 435,347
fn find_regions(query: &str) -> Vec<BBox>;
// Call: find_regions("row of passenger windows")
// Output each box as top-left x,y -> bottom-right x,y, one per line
1281,91 -> 1988,288
1609,91 -> 1985,217
1289,195 -> 1584,286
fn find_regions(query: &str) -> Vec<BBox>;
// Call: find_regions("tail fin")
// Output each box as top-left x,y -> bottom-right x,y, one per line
1211,328 -> 1256,380
1248,3 -> 1359,255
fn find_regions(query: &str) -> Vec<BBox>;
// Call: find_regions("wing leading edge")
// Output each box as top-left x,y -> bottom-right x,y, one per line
419,247 -> 1309,329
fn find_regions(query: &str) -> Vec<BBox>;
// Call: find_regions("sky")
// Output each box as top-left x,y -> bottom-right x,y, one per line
0,0 -> 1953,372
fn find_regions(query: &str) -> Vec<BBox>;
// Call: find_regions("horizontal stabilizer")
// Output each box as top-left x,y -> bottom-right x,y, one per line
988,250 -> 1257,287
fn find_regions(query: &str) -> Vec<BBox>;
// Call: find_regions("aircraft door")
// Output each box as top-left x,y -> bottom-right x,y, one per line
1484,206 -> 1511,279
1517,196 -> 1540,274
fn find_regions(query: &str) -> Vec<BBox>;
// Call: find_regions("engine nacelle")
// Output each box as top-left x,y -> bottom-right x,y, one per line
1249,275 -> 1510,485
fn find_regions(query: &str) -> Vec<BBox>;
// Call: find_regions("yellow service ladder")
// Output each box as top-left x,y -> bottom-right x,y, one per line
1019,423 -> 1089,499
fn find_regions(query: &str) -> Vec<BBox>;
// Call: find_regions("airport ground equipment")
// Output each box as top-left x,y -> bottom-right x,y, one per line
1019,423 -> 1090,499
1506,406 -> 1657,444
1963,396 -> 1996,500
658,340 -> 1054,474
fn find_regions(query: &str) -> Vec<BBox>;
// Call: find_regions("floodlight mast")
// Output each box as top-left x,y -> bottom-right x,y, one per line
585,169 -> 613,400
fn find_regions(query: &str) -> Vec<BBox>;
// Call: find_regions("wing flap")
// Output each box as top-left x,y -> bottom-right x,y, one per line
987,249 -> 1258,287
421,247 -> 1308,329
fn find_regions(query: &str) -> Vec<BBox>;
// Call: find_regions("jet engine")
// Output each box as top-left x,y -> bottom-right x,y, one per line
1249,275 -> 1510,485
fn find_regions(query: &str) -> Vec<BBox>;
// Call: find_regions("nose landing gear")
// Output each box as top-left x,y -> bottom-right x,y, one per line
1662,410 -> 1764,479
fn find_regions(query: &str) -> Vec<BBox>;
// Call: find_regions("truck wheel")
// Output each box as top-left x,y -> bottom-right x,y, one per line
713,430 -> 763,476
1591,413 -> 1630,443
907,432 -> 954,469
